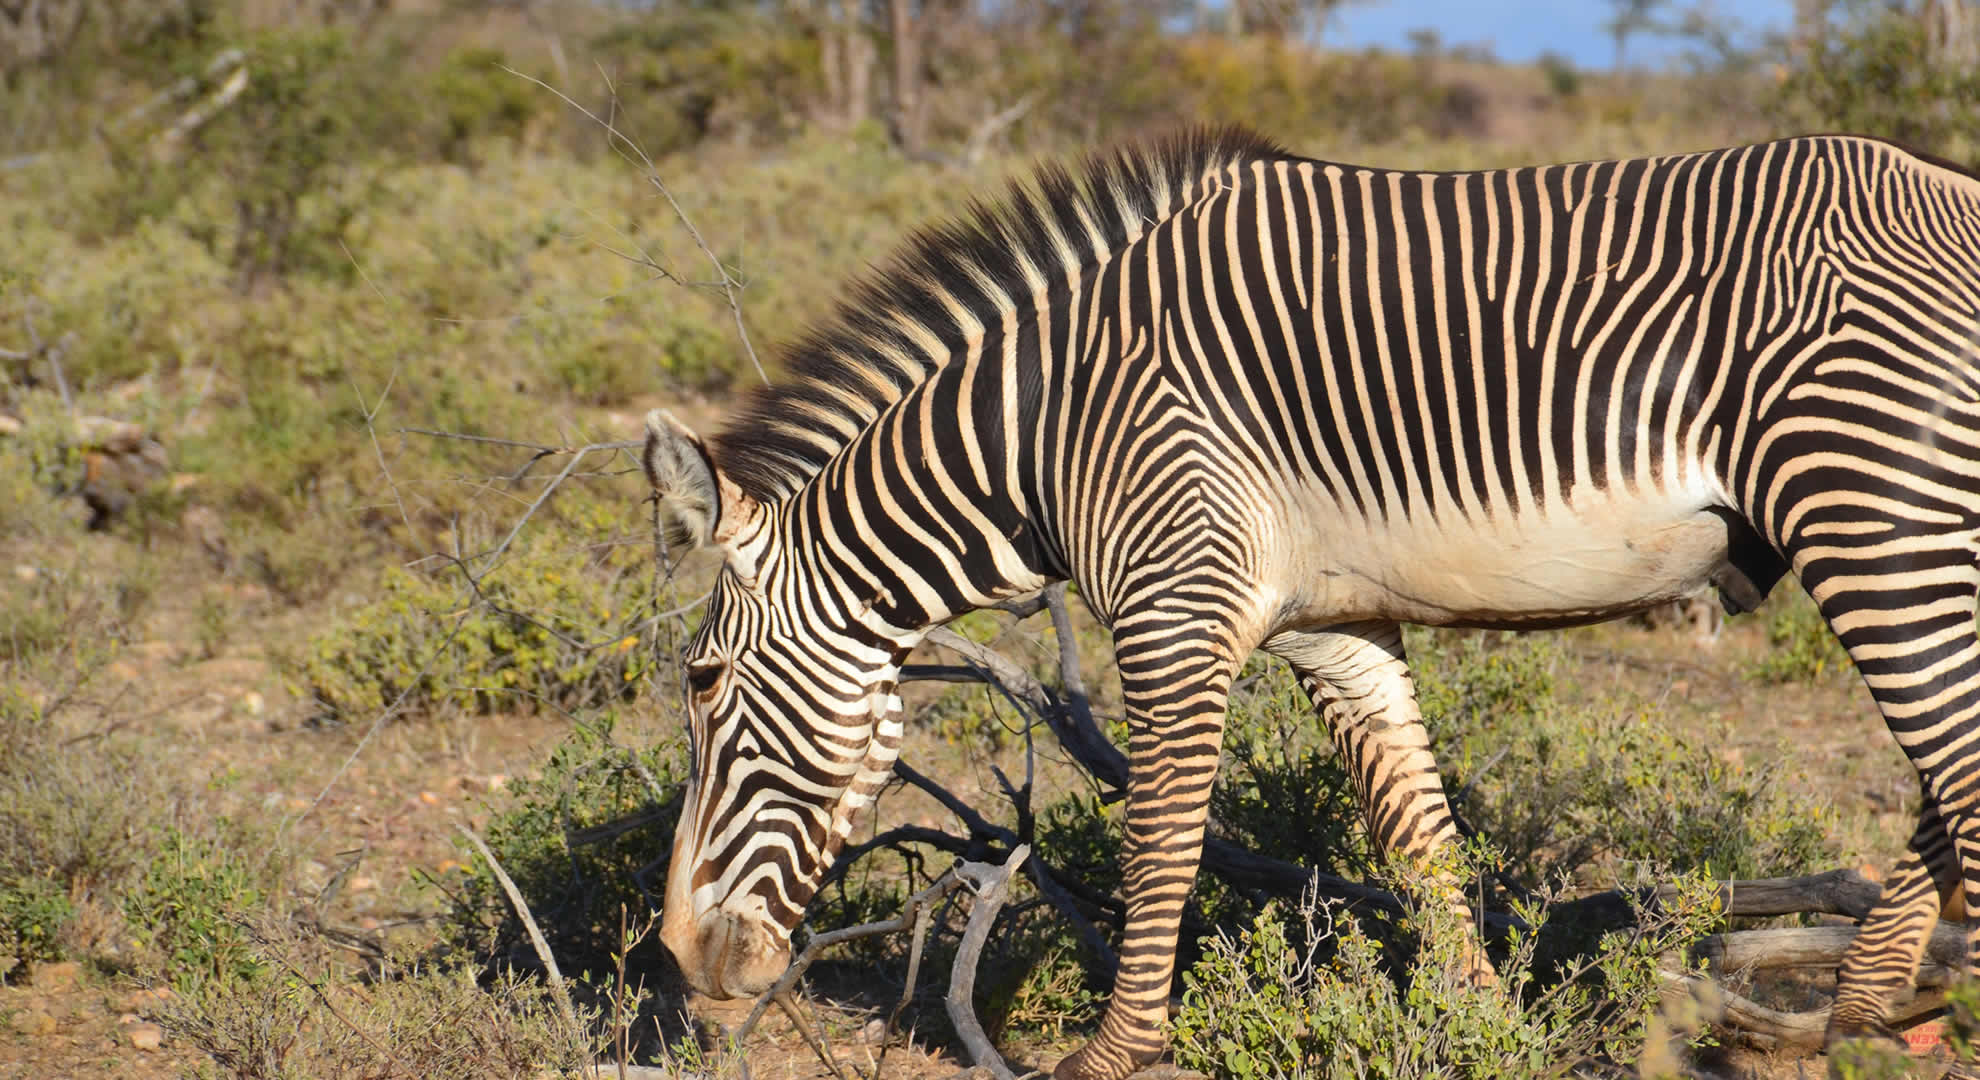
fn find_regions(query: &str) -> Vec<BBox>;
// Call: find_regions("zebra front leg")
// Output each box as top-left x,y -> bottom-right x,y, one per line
1824,795 -> 1959,1049
1265,622 -> 1495,985
1052,622 -> 1245,1080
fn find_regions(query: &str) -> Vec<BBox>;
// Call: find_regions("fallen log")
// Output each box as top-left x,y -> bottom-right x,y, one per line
1694,923 -> 1964,987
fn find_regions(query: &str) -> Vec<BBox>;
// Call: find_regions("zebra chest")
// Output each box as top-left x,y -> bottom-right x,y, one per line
1276,492 -> 1741,630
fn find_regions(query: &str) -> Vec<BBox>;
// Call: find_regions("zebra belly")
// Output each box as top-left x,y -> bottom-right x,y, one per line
1277,494 -> 1738,630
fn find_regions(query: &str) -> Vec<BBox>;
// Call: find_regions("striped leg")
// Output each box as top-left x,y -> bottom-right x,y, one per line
1053,616 -> 1245,1080
1806,549 -> 1980,1071
1825,796 -> 1958,1047
1265,623 -> 1494,983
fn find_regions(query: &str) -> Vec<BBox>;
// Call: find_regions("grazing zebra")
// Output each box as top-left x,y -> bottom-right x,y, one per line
641,128 -> 1980,1078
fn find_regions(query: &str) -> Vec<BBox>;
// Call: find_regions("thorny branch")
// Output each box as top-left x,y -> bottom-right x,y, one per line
498,64 -> 768,384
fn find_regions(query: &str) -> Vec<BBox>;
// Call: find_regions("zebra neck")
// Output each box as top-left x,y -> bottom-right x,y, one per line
786,373 -> 1059,635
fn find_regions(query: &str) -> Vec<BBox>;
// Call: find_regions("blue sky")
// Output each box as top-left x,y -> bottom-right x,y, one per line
1323,0 -> 1797,69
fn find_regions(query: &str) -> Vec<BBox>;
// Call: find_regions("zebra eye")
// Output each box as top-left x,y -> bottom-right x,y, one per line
686,661 -> 725,697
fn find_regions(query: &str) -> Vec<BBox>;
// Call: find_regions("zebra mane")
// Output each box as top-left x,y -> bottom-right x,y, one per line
709,125 -> 1289,503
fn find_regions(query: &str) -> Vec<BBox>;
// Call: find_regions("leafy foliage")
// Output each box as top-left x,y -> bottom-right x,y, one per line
1746,590 -> 1851,687
1413,630 -> 1832,889
0,875 -> 74,973
1170,852 -> 1726,1079
122,825 -> 273,993
1771,1 -> 1980,170
290,519 -> 663,723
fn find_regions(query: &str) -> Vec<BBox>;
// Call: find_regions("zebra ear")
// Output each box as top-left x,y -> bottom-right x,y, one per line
642,409 -> 741,550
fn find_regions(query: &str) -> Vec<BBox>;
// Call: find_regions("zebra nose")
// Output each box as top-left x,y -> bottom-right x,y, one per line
666,910 -> 790,1000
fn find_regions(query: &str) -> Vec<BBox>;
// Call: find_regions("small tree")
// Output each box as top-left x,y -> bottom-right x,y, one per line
1604,0 -> 1673,69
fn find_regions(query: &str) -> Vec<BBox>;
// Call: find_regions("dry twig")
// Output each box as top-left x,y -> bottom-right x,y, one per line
734,868 -> 968,1045
946,844 -> 1031,1080
456,824 -> 583,1039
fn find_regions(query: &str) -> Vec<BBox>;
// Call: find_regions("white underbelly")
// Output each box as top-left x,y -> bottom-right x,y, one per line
1274,489 -> 1735,629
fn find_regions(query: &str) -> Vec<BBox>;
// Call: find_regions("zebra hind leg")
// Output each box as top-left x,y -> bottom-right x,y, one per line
1824,796 -> 1958,1054
1804,554 -> 1980,1077
1264,622 -> 1496,985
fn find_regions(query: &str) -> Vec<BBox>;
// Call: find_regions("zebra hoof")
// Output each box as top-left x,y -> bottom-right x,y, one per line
1823,1016 -> 1910,1080
1052,1042 -> 1163,1080
1823,1015 -> 1902,1049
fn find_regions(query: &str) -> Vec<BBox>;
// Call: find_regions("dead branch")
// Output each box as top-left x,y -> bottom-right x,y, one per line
920,625 -> 1127,800
735,868 -> 967,1045
961,94 -> 1037,168
113,48 -> 245,135
777,991 -> 853,1080
151,61 -> 249,158
888,761 -> 1119,979
947,845 -> 1030,1080
455,824 -> 583,1039
1707,979 -> 1949,1053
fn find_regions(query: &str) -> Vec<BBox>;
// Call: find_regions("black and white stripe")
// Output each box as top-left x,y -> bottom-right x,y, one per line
643,129 -> 1980,1078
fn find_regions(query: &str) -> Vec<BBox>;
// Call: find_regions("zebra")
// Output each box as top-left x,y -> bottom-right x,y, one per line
640,128 -> 1980,1078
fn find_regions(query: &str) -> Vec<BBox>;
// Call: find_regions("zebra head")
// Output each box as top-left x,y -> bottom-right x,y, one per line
642,409 -> 914,999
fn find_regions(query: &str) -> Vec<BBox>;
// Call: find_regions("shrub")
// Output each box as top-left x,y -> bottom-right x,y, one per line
0,876 -> 74,974
1410,630 -> 1832,889
1170,852 -> 1726,1079
428,47 -> 548,167
201,28 -> 379,292
289,525 -> 663,723
587,11 -> 823,155
1214,661 -> 1374,886
990,931 -> 1104,1040
438,713 -> 682,982
1771,2 -> 1980,170
122,824 -> 273,993
167,946 -> 597,1080
1746,589 -> 1850,686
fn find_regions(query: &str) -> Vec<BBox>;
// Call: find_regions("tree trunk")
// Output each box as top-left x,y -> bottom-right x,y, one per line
1791,0 -> 1825,65
887,0 -> 922,154
1928,0 -> 1979,70
815,0 -> 873,134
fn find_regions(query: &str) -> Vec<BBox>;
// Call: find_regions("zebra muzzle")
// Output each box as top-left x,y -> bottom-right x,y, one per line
664,907 -> 791,1000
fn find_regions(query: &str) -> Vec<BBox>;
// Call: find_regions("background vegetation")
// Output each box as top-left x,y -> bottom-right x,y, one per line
2,0 -> 1976,1076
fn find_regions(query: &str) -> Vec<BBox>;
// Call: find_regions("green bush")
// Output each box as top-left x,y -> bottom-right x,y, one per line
588,11 -> 823,155
1746,590 -> 1850,686
1412,631 -> 1832,889
989,931 -> 1104,1040
202,28 -> 379,292
1170,852 -> 1726,1079
1772,2 -> 1980,170
429,47 -> 548,167
1214,662 -> 1374,886
122,824 -> 272,993
289,524 -> 662,723
439,713 -> 682,982
0,875 -> 74,974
